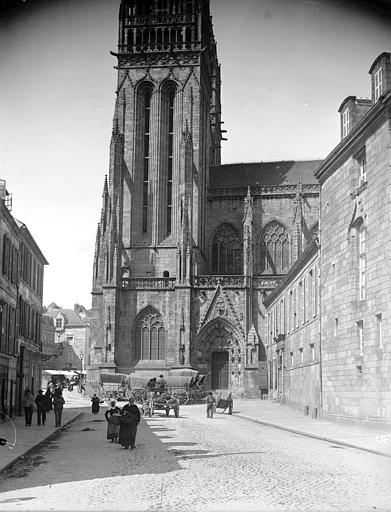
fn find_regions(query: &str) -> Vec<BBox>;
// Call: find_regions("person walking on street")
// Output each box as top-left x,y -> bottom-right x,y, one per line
35,390 -> 47,426
118,396 -> 140,450
45,387 -> 53,412
91,393 -> 101,415
53,388 -> 65,427
22,389 -> 34,426
206,391 -> 216,418
105,400 -> 121,443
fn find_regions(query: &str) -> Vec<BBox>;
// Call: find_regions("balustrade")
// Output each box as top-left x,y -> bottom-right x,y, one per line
122,277 -> 176,289
193,275 -> 245,288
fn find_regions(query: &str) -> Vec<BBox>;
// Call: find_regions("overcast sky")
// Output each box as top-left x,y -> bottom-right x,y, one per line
1,0 -> 390,309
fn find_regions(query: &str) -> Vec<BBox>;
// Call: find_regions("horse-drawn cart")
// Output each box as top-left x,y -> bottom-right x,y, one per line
100,373 -> 129,401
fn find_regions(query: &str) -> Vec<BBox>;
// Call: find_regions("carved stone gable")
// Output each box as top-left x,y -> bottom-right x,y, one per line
197,285 -> 245,338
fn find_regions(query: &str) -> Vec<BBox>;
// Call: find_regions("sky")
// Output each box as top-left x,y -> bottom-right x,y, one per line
1,0 -> 390,310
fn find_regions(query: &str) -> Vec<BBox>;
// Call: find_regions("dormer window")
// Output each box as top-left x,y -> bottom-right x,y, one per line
342,108 -> 350,137
55,318 -> 63,329
374,67 -> 383,101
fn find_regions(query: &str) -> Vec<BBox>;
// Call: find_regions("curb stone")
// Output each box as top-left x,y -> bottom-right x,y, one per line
0,412 -> 84,477
234,413 -> 391,459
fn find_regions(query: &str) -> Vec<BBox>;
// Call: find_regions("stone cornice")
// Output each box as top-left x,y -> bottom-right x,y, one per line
315,90 -> 391,184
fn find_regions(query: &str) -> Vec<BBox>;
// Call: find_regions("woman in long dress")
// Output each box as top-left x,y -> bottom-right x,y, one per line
91,394 -> 101,415
118,396 -> 140,449
105,400 -> 121,443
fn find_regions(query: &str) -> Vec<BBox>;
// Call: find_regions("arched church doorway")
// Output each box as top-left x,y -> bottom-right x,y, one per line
211,351 -> 229,389
193,318 -> 243,392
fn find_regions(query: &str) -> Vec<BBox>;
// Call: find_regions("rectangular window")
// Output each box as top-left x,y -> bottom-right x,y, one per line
374,67 -> 383,101
290,351 -> 294,367
342,108 -> 350,137
359,228 -> 366,300
55,318 -> 62,329
376,314 -> 383,349
310,343 -> 315,361
334,318 -> 338,337
299,347 -> 304,364
308,270 -> 313,318
358,151 -> 367,187
357,320 -> 364,355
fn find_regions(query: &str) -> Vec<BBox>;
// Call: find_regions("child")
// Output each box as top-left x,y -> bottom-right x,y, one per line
206,391 -> 216,418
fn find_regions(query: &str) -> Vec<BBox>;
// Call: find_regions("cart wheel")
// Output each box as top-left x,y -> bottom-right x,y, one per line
175,389 -> 189,405
165,407 -> 170,416
174,407 -> 179,418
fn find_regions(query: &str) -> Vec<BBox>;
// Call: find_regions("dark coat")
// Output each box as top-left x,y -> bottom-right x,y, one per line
91,396 -> 101,414
35,393 -> 47,410
118,403 -> 140,448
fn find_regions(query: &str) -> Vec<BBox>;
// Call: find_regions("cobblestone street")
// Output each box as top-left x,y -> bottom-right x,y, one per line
0,404 -> 390,511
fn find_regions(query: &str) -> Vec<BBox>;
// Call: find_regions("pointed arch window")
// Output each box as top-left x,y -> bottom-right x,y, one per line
134,308 -> 166,361
211,223 -> 242,274
260,221 -> 290,274
137,84 -> 153,234
161,82 -> 177,236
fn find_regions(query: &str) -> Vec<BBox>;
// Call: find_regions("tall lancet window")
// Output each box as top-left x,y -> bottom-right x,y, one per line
140,85 -> 152,234
134,307 -> 166,361
211,223 -> 242,274
161,83 -> 176,237
259,221 -> 290,274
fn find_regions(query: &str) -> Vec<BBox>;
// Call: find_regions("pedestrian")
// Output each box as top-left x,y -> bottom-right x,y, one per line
105,400 -> 121,443
53,388 -> 65,427
156,374 -> 166,393
118,396 -> 140,450
206,391 -> 216,418
45,387 -> 53,412
22,389 -> 34,426
35,390 -> 47,426
91,393 -> 101,415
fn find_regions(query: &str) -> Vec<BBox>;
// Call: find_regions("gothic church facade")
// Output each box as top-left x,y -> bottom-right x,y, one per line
88,0 -> 320,396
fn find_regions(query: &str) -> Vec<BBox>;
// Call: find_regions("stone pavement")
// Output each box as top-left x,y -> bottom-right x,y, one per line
232,398 -> 391,458
1,394 -> 390,478
0,388 -> 91,475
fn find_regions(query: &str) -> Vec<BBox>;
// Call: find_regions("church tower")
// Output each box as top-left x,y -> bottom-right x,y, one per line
89,0 -> 222,381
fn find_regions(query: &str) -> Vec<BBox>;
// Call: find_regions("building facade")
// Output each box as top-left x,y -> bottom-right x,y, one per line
45,303 -> 91,374
88,0 -> 320,397
0,181 -> 48,417
314,52 -> 391,425
264,239 -> 320,417
263,52 -> 391,426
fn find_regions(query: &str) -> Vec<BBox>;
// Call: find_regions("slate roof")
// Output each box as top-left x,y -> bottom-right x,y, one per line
209,160 -> 322,189
45,308 -> 87,327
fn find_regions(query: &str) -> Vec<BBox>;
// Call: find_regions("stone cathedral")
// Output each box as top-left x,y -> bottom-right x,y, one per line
88,0 -> 321,397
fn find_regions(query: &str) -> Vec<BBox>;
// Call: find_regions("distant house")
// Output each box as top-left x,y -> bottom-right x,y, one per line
45,303 -> 91,374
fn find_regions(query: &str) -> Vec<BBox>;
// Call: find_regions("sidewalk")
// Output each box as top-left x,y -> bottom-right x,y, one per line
233,398 -> 391,458
0,389 -> 91,475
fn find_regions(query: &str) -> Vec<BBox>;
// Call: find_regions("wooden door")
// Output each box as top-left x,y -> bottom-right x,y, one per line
211,351 -> 229,389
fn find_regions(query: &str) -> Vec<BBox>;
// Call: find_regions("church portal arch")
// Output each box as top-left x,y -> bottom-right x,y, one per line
192,318 -> 243,390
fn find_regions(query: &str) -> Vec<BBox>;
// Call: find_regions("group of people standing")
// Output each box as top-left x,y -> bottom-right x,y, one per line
103,397 -> 140,449
22,386 -> 65,428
